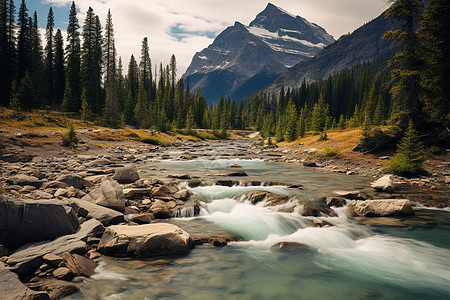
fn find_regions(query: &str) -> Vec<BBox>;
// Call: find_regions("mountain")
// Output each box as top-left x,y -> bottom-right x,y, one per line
182,3 -> 334,103
266,10 -> 398,94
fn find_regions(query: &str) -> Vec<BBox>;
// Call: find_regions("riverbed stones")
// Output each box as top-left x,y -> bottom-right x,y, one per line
112,165 -> 140,183
325,197 -> 346,207
55,174 -> 84,189
226,170 -> 248,177
68,198 -> 124,226
150,200 -> 171,219
82,180 -> 125,213
167,174 -> 191,180
6,175 -> 43,188
173,189 -> 193,201
301,205 -> 321,217
348,199 -> 414,217
61,252 -> 98,277
52,267 -> 74,281
7,219 -> 104,277
0,265 -> 50,300
0,197 -> 79,250
98,223 -> 192,258
271,242 -> 314,253
371,175 -> 399,192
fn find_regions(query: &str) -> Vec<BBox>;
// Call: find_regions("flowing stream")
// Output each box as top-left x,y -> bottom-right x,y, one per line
71,141 -> 450,300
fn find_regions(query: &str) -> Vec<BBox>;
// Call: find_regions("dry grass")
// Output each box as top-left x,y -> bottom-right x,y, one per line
282,129 -> 362,159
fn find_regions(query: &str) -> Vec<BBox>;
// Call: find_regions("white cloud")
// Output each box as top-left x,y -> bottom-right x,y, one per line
43,0 -> 388,77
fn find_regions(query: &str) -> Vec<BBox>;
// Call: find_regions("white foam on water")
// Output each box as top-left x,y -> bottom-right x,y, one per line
189,185 -> 294,202
198,198 -> 309,240
92,261 -> 127,281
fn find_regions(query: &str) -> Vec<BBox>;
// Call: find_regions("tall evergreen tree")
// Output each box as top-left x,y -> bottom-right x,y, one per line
385,120 -> 425,176
81,7 -> 102,113
103,9 -> 119,126
383,0 -> 423,128
0,0 -> 16,106
284,99 -> 298,141
44,7 -> 54,105
139,37 -> 152,101
17,0 -> 31,84
65,1 -> 81,111
53,29 -> 64,105
30,11 -> 45,106
417,0 -> 450,125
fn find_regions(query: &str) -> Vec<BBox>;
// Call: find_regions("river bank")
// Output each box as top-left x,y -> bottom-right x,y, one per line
1,130 -> 449,299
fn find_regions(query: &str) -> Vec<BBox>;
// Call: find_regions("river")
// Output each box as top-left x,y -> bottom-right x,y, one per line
70,141 -> 450,300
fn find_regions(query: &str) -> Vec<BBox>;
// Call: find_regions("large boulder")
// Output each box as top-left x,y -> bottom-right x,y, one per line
7,219 -> 104,278
68,198 -> 124,226
112,165 -> 140,184
0,265 -> 50,300
348,199 -> 414,217
371,175 -> 399,192
0,197 -> 79,250
82,180 -> 125,213
55,174 -> 84,189
149,200 -> 171,219
6,175 -> 43,188
98,223 -> 192,258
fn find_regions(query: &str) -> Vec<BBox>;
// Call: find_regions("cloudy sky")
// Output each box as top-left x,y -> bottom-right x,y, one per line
20,0 -> 389,76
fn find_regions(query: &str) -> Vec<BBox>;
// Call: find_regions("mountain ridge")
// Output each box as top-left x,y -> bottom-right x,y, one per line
183,3 -> 335,102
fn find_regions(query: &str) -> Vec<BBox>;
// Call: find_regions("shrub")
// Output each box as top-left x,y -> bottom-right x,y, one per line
318,130 -> 328,141
384,121 -> 425,177
141,136 -> 169,146
429,145 -> 443,155
62,123 -> 79,147
322,146 -> 339,160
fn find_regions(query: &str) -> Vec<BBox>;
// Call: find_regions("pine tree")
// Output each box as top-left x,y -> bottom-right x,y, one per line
81,7 -> 103,113
62,76 -> 75,111
297,105 -> 307,137
80,87 -> 93,121
124,55 -> 139,124
284,99 -> 298,141
15,71 -> 35,109
53,29 -> 64,105
65,1 -> 81,111
185,105 -> 195,131
44,7 -> 54,105
275,117 -> 285,142
139,37 -> 152,101
385,120 -> 425,176
17,0 -> 30,84
30,11 -> 45,107
0,0 -> 16,106
310,94 -> 329,133
383,0 -> 423,129
417,0 -> 450,126
103,9 -> 119,127
134,73 -> 149,128
338,114 -> 346,130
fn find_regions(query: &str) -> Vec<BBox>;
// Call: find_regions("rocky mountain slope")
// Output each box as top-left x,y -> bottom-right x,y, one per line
266,10 -> 398,94
183,3 -> 334,102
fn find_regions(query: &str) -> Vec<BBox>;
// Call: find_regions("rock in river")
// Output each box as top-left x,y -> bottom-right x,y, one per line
82,180 -> 125,213
0,196 -> 79,250
98,223 -> 192,258
348,199 -> 414,217
371,175 -> 399,192
0,265 -> 50,300
112,165 -> 140,184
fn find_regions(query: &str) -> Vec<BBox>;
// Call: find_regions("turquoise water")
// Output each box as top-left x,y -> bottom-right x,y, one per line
70,143 -> 450,300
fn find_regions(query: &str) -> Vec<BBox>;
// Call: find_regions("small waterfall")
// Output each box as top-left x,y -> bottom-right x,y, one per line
172,205 -> 200,218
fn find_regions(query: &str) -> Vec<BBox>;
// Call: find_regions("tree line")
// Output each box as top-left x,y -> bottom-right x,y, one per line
0,0 -> 448,135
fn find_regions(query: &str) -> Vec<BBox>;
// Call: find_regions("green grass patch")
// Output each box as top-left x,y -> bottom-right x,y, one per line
141,136 -> 170,146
